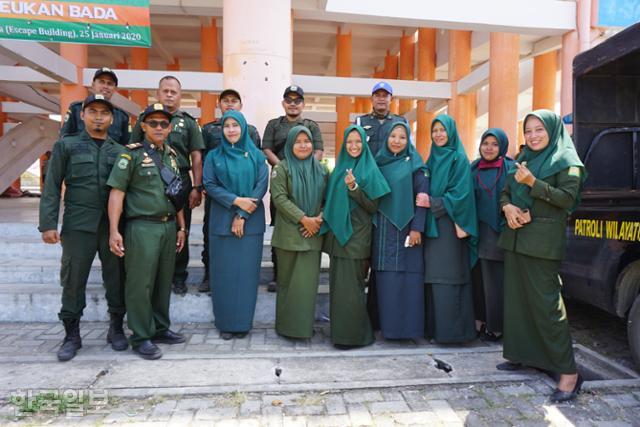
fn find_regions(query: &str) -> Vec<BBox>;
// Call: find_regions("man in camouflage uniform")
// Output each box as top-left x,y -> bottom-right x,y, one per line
199,89 -> 261,292
108,103 -> 187,360
39,94 -> 128,361
262,85 -> 324,291
60,68 -> 130,145
130,76 -> 205,295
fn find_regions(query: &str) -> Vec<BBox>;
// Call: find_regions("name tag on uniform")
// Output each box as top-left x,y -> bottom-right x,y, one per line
568,166 -> 581,177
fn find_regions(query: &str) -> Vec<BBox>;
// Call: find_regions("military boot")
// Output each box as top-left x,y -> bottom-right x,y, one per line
107,313 -> 128,351
57,318 -> 82,362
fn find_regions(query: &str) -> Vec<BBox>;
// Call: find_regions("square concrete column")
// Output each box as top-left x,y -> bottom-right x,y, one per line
130,47 -> 149,111
398,32 -> 415,115
416,28 -> 436,160
201,18 -> 219,125
335,29 -> 352,154
532,51 -> 558,111
447,30 -> 476,157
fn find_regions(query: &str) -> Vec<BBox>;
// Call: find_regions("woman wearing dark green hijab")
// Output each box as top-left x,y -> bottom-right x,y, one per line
203,110 -> 268,340
322,125 -> 390,348
497,110 -> 586,403
470,128 -> 515,340
371,121 -> 429,339
422,114 -> 478,344
270,125 -> 328,339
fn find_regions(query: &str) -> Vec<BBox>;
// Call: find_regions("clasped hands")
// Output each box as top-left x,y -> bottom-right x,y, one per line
300,213 -> 323,238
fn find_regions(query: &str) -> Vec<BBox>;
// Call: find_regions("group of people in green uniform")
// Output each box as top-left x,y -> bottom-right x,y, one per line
39,67 -> 586,402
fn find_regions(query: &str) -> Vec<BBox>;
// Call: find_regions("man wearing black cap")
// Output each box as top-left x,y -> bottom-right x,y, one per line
107,103 -> 187,360
39,94 -> 128,361
355,81 -> 408,156
60,67 -> 131,145
130,75 -> 205,295
262,85 -> 324,291
198,89 -> 261,292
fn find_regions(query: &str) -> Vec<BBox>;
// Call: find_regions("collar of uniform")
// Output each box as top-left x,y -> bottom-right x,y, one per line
145,139 -> 165,151
371,111 -> 390,120
80,129 -> 111,146
282,115 -> 303,124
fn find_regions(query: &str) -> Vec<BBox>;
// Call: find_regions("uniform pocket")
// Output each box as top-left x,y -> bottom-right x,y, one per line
138,166 -> 159,178
70,154 -> 95,178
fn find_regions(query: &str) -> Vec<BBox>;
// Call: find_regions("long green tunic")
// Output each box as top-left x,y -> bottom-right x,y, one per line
270,160 -> 327,339
323,187 -> 377,346
498,168 -> 581,373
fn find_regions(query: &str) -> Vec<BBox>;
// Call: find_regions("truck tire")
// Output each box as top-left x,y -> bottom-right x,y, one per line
628,293 -> 640,369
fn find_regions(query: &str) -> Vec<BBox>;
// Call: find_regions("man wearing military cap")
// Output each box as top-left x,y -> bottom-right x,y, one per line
355,81 -> 408,155
130,75 -> 205,295
108,103 -> 187,360
40,94 -> 128,361
199,88 -> 261,292
60,67 -> 131,145
262,85 -> 324,291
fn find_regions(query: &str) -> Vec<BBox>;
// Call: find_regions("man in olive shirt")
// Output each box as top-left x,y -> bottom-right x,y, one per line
130,76 -> 205,294
60,68 -> 131,145
262,85 -> 324,291
108,103 -> 187,360
39,94 -> 128,362
355,81 -> 408,155
199,89 -> 261,292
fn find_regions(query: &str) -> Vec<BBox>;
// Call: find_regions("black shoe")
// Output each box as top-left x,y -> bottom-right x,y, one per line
234,332 -> 248,339
220,332 -> 233,340
133,340 -> 162,360
482,330 -> 502,342
172,281 -> 188,295
267,281 -> 277,293
107,313 -> 128,351
151,330 -> 186,345
496,361 -> 523,371
198,277 -> 210,293
550,374 -> 583,403
57,319 -> 82,362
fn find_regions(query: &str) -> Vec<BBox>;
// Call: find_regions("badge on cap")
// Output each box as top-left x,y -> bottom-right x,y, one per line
153,103 -> 163,110
94,94 -> 106,100
290,85 -> 298,91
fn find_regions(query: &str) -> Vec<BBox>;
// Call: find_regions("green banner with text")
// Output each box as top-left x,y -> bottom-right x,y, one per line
0,0 -> 150,47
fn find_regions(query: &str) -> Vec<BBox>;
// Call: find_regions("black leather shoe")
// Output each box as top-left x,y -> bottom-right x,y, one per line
151,330 -> 186,345
234,332 -> 248,339
267,281 -> 277,293
198,277 -> 210,293
172,281 -> 188,295
220,332 -> 233,340
550,374 -> 583,403
496,361 -> 523,371
134,340 -> 162,360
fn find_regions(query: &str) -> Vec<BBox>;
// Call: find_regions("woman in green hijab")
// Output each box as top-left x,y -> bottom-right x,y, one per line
372,121 -> 429,339
422,114 -> 478,344
203,110 -> 268,340
322,125 -> 390,348
497,110 -> 586,403
270,125 -> 328,339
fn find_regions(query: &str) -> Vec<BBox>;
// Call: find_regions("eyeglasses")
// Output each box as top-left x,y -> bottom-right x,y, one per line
145,120 -> 170,129
284,97 -> 304,105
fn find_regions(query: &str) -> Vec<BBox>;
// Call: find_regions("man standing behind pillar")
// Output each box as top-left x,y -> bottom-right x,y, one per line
130,76 -> 205,295
60,68 -> 130,145
262,85 -> 324,291
355,82 -> 408,156
39,94 -> 128,361
199,89 -> 262,293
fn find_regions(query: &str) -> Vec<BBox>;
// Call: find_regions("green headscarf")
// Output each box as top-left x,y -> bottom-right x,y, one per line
322,125 -> 391,246
208,110 -> 266,196
283,125 -> 326,216
374,121 -> 425,229
424,114 -> 477,239
507,109 -> 586,212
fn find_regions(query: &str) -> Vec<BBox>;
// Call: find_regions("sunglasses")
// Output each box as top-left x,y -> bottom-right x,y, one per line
145,120 -> 171,129
284,97 -> 304,105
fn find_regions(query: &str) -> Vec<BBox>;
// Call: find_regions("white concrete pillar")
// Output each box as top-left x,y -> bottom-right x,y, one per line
223,0 -> 292,134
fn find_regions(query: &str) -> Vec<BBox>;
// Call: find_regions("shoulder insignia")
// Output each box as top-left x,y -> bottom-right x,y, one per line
362,125 -> 372,130
119,153 -> 132,160
181,110 -> 196,121
169,147 -> 177,157
125,142 -> 143,150
117,156 -> 129,169
271,168 -> 277,179
568,166 -> 581,177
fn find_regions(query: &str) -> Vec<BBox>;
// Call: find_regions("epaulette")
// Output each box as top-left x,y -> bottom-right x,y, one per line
168,147 -> 177,157
180,110 -> 197,121
202,120 -> 220,129
125,142 -> 143,150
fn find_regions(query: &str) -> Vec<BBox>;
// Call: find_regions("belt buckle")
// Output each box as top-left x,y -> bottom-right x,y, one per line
161,215 -> 168,222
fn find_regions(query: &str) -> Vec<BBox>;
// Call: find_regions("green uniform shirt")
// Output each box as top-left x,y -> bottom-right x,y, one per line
60,101 -> 131,146
355,112 -> 408,156
39,131 -> 125,233
262,116 -> 324,160
270,161 -> 327,251
130,109 -> 205,173
106,141 -> 178,218
202,119 -> 261,154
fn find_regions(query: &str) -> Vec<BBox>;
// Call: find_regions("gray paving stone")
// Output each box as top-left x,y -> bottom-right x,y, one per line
449,397 -> 489,411
167,409 -> 195,425
175,397 -> 215,411
194,406 -> 238,420
239,399 -> 262,417
305,414 -> 350,427
342,390 -> 383,404
369,400 -> 411,414
282,415 -> 306,427
497,383 -> 536,396
284,405 -> 325,416
380,389 -> 405,401
391,410 -> 440,425
347,403 -> 373,426
189,333 -> 205,345
324,394 -> 347,415
370,414 -> 396,427
427,399 -> 463,424
600,393 -> 640,408
149,399 -> 178,421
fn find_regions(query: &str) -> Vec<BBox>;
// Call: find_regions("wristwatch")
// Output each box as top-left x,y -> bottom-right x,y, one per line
193,185 -> 203,192
178,228 -> 188,234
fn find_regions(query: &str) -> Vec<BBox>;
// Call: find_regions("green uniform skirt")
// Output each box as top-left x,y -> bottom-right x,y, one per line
275,248 -> 321,339
329,256 -> 373,346
503,250 -> 576,374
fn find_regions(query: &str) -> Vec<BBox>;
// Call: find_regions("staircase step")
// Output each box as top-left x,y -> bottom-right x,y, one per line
0,283 -> 330,323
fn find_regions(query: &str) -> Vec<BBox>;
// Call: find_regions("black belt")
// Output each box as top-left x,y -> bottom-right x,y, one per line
128,215 -> 175,223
